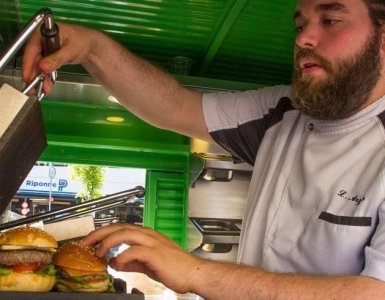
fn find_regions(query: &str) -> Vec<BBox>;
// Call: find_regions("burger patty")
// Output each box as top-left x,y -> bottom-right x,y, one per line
82,274 -> 107,281
0,250 -> 53,266
57,267 -> 107,281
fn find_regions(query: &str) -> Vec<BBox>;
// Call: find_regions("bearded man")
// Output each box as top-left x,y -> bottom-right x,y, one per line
23,0 -> 385,298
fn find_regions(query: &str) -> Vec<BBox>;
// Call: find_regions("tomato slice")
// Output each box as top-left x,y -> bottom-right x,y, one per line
11,263 -> 47,273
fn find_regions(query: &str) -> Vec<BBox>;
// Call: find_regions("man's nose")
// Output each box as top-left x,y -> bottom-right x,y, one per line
295,23 -> 319,49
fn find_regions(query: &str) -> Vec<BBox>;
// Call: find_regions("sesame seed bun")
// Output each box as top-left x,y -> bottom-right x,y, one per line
0,272 -> 56,292
53,242 -> 110,292
53,242 -> 107,275
0,227 -> 58,249
55,277 -> 110,293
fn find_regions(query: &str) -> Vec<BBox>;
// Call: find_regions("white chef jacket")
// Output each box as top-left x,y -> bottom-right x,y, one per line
203,85 -> 385,281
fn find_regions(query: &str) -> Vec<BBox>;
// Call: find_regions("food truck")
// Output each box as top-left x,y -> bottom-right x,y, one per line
0,1 -> 304,298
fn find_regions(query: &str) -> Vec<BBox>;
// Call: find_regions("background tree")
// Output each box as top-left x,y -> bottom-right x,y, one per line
70,165 -> 105,201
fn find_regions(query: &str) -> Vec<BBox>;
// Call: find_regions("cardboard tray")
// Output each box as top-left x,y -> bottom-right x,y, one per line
0,278 -> 144,300
0,84 -> 47,216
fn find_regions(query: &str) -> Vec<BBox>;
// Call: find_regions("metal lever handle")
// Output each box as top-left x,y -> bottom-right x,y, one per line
0,8 -> 56,71
40,12 -> 60,86
41,15 -> 60,59
0,8 -> 60,100
22,74 -> 46,101
0,186 -> 145,231
22,74 -> 44,94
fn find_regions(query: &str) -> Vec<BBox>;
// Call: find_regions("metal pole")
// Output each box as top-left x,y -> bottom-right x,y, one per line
0,186 -> 145,230
48,163 -> 56,211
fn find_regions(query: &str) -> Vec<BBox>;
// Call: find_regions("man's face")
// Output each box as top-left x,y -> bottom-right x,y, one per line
291,0 -> 383,120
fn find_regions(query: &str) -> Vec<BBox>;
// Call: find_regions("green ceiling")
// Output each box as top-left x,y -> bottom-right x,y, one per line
2,0 -> 297,86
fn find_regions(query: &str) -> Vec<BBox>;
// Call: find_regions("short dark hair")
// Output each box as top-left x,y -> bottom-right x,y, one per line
365,0 -> 385,29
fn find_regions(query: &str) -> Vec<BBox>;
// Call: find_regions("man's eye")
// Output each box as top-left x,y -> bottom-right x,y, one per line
295,25 -> 303,33
323,19 -> 338,26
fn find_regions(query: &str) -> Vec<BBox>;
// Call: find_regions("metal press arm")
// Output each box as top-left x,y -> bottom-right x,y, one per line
0,8 -> 58,71
0,186 -> 145,231
0,8 -> 60,100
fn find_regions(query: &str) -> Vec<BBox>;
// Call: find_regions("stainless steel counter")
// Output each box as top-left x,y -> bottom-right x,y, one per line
109,269 -> 203,300
146,294 -> 202,300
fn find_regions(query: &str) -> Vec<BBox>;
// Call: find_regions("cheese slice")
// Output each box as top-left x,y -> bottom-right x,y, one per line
64,267 -> 107,277
0,244 -> 57,252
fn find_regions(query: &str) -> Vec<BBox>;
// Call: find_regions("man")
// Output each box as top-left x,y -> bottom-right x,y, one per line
23,0 -> 385,298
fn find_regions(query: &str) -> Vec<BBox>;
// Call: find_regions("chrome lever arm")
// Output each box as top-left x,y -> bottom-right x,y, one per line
0,8 -> 60,100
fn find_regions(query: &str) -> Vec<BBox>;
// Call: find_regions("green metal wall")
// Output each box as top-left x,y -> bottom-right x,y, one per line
39,100 -> 192,248
145,171 -> 188,248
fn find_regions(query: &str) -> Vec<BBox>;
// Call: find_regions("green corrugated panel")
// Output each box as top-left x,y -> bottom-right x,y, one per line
206,0 -> 297,84
17,0 -> 224,72
156,219 -> 183,229
157,209 -> 184,219
13,0 -> 297,85
144,171 -> 188,248
157,201 -> 183,210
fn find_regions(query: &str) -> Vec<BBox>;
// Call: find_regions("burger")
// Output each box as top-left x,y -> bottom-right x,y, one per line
0,226 -> 58,292
53,241 -> 112,292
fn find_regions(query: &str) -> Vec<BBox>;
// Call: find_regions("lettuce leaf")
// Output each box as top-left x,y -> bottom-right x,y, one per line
107,275 -> 116,293
0,267 -> 12,276
36,264 -> 56,276
70,276 -> 86,283
56,272 -> 113,291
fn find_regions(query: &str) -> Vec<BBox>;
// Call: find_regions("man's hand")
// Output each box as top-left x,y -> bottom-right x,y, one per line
22,23 -> 99,94
81,223 -> 204,294
81,223 -> 385,299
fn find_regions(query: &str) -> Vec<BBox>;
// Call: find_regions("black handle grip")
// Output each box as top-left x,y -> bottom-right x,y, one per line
40,22 -> 60,57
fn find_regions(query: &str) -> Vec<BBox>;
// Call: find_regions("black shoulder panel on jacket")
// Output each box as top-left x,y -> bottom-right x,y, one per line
211,97 -> 294,166
377,110 -> 385,128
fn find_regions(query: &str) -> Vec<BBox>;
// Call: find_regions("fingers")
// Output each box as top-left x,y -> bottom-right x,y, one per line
43,75 -> 54,95
23,23 -> 64,81
111,246 -> 151,271
22,34 -> 62,79
38,49 -> 68,73
99,229 -> 158,257
22,25 -> 59,95
132,226 -> 180,248
22,22 -> 87,95
82,224 -> 199,294
81,223 -> 180,258
108,247 -> 149,273
22,29 -> 42,83
109,246 -> 158,281
81,224 -> 155,256
81,223 -> 134,246
108,244 -> 199,293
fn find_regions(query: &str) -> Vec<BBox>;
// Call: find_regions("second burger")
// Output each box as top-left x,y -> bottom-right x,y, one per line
53,241 -> 113,292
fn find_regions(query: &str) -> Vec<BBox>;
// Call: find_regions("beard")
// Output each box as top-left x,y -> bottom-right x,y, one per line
291,30 -> 382,120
